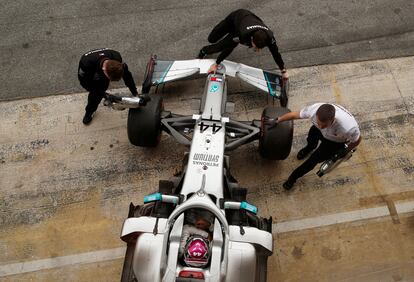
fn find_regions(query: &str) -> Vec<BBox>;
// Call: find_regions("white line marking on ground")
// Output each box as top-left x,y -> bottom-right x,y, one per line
0,247 -> 126,277
273,206 -> 389,233
273,200 -> 414,234
395,201 -> 414,214
1,201 -> 413,277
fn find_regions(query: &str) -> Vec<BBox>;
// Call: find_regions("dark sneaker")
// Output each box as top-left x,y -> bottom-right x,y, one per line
297,146 -> 312,160
282,179 -> 295,190
82,113 -> 93,125
197,49 -> 207,59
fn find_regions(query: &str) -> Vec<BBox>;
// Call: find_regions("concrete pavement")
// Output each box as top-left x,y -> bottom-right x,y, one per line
0,56 -> 413,281
1,0 -> 414,101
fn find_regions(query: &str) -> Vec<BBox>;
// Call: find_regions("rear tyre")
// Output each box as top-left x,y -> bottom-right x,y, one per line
259,107 -> 293,160
120,243 -> 137,282
127,95 -> 163,147
255,255 -> 268,282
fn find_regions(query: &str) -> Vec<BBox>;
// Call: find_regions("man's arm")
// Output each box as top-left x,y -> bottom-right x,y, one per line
268,38 -> 288,79
346,127 -> 361,151
333,134 -> 361,161
209,46 -> 237,73
276,111 -> 301,123
347,135 -> 361,151
122,63 -> 138,96
216,47 -> 237,65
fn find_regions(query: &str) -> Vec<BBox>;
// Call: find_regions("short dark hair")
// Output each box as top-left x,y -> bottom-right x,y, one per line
106,60 -> 124,81
252,30 -> 268,49
316,104 -> 335,122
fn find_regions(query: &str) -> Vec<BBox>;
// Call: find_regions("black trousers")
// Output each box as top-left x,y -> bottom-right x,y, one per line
78,74 -> 107,115
201,19 -> 238,59
289,126 -> 345,182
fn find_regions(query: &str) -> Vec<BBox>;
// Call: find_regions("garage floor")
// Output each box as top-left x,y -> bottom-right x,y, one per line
1,56 -> 413,281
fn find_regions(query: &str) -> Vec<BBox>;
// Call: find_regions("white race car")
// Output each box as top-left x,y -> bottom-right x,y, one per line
106,56 -> 293,282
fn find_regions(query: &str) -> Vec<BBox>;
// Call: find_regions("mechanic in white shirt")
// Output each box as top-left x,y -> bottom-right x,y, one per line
275,103 -> 361,190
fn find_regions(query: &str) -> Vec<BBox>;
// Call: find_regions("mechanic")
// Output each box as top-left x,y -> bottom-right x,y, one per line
197,9 -> 288,78
275,103 -> 361,190
78,48 -> 138,124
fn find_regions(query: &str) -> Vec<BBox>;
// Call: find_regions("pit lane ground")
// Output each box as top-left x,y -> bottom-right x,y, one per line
0,56 -> 413,281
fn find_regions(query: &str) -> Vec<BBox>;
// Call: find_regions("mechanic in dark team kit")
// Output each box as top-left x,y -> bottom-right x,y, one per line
198,9 -> 288,78
78,48 -> 138,124
274,103 -> 361,190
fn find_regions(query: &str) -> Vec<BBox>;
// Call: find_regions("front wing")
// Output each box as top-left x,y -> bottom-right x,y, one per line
142,56 -> 287,103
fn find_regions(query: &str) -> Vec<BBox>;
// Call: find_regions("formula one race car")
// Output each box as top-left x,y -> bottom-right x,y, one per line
106,56 -> 293,282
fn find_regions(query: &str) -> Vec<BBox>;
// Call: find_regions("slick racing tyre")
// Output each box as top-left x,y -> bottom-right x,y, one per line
120,242 -> 137,282
127,95 -> 163,147
280,79 -> 289,108
256,255 -> 269,282
259,107 -> 293,160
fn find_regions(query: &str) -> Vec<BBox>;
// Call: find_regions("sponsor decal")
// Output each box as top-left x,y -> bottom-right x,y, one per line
246,25 -> 269,30
84,48 -> 109,56
192,153 -> 220,167
210,77 -> 223,82
210,83 -> 219,93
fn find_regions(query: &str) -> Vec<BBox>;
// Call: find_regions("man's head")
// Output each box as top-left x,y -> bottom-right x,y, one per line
195,217 -> 211,231
316,104 -> 335,129
102,60 -> 124,81
251,30 -> 268,51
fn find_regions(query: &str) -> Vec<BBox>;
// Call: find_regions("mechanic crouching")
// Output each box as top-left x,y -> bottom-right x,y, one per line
275,103 -> 361,190
78,48 -> 139,125
198,9 -> 288,79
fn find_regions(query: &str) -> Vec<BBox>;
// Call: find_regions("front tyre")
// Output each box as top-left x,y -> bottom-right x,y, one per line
259,107 -> 293,160
127,95 -> 163,147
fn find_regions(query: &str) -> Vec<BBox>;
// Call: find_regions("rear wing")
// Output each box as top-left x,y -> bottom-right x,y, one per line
142,55 -> 288,107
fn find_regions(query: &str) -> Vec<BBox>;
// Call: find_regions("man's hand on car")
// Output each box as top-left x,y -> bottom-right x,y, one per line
263,116 -> 280,129
208,63 -> 219,74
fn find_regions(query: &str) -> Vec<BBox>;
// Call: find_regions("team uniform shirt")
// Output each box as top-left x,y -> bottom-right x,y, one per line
215,9 -> 285,70
300,103 -> 360,143
78,48 -> 138,95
